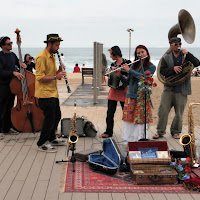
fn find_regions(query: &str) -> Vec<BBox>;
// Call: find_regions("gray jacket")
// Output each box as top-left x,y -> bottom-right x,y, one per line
160,51 -> 199,96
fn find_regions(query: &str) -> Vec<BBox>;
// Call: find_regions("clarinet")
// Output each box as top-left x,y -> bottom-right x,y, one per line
56,51 -> 71,92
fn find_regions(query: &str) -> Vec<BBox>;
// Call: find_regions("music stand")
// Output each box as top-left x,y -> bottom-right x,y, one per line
139,57 -> 152,141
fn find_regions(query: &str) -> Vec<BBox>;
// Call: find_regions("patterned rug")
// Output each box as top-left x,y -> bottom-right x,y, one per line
60,161 -> 199,193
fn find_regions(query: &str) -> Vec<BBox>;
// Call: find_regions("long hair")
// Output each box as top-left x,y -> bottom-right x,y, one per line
24,54 -> 30,64
132,45 -> 152,71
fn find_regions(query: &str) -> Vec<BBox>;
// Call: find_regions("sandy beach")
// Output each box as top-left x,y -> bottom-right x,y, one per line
62,73 -> 200,126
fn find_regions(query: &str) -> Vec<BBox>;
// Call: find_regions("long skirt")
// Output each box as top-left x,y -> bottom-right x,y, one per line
122,98 -> 152,142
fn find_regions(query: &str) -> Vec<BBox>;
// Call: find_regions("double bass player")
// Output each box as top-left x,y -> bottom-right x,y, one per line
0,36 -> 26,137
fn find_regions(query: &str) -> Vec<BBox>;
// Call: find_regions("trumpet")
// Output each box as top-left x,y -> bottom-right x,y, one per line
105,55 -> 148,76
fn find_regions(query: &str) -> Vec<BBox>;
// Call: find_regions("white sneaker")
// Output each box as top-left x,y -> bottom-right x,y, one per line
38,141 -> 57,153
50,138 -> 66,146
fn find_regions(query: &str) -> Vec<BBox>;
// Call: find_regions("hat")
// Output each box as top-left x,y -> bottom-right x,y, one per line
44,33 -> 63,43
169,37 -> 181,44
0,36 -> 10,47
108,46 -> 122,57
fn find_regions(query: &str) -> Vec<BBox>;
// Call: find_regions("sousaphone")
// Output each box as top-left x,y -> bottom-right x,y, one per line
157,9 -> 196,86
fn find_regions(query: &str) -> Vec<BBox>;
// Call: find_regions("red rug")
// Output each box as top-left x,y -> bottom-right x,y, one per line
61,161 -> 199,193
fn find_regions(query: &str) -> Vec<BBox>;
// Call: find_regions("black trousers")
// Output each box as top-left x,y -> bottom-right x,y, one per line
105,99 -> 124,136
0,85 -> 15,133
37,98 -> 61,146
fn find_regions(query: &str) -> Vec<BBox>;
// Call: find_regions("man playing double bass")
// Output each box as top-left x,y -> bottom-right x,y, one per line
0,36 -> 26,137
35,34 -> 66,152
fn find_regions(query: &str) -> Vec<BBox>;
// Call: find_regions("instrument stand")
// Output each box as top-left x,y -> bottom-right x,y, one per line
56,143 -> 77,172
139,57 -> 150,141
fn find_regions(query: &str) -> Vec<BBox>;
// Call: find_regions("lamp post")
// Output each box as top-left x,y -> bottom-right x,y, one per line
127,28 -> 134,60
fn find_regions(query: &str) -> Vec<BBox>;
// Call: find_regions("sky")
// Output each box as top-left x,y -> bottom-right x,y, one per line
1,0 -> 200,48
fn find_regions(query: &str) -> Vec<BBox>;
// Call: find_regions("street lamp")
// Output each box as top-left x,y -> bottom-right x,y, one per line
127,28 -> 134,60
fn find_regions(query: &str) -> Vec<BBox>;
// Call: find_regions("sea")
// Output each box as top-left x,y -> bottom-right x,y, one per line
12,47 -> 200,73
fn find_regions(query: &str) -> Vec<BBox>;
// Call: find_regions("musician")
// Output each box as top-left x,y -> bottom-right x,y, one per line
0,36 -> 25,135
116,45 -> 156,142
35,34 -> 66,152
154,37 -> 199,139
99,46 -> 129,138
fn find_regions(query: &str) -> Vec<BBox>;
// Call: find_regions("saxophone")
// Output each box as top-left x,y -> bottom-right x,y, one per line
180,103 -> 200,165
68,101 -> 78,150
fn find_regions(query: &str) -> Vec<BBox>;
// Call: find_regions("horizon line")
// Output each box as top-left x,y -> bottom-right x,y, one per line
12,46 -> 200,48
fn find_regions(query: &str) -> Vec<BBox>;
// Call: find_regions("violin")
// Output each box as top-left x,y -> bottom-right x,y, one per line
10,29 -> 44,132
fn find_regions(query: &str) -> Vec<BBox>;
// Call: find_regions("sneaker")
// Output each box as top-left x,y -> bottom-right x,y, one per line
50,138 -> 66,146
38,141 -> 57,153
0,134 -> 4,140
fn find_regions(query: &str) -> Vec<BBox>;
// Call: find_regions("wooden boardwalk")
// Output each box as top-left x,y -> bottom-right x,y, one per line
0,83 -> 200,200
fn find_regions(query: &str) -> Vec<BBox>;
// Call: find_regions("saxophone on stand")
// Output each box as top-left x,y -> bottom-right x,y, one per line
56,101 -> 79,172
68,101 -> 79,151
180,103 -> 200,165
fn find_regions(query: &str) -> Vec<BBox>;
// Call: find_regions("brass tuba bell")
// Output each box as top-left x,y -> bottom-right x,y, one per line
168,9 -> 195,44
157,9 -> 196,86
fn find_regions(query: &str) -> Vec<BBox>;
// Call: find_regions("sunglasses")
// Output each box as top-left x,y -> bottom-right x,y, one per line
5,42 -> 13,46
172,42 -> 182,46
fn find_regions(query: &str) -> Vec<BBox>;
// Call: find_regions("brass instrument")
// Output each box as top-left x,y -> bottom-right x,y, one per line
157,9 -> 196,86
68,101 -> 78,150
180,103 -> 200,165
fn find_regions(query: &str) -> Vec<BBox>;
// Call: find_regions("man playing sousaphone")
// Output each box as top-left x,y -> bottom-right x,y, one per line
154,37 -> 199,139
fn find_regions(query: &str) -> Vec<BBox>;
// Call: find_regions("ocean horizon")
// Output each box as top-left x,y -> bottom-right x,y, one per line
12,47 -> 200,73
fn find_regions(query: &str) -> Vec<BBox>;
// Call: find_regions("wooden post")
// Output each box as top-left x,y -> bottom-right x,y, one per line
93,42 -> 98,104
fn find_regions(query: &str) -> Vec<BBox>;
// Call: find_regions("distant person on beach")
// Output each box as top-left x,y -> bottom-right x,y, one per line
0,36 -> 26,135
82,64 -> 86,68
102,53 -> 107,85
195,69 -> 200,76
60,53 -> 71,93
35,33 -> 66,152
154,37 -> 200,140
115,45 -> 156,142
73,63 -> 81,73
24,53 -> 35,73
99,46 -> 129,138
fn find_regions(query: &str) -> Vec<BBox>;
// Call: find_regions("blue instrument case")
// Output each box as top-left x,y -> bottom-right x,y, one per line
88,138 -> 122,174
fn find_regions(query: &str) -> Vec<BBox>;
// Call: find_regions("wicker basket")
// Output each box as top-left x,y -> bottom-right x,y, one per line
130,165 -> 178,185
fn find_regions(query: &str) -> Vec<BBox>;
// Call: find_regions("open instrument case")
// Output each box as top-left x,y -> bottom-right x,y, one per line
88,139 -> 122,174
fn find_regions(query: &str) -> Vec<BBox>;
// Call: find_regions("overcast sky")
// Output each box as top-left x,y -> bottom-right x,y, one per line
1,0 -> 200,48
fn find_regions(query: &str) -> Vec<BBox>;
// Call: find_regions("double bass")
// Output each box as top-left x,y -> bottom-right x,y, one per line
10,29 -> 44,132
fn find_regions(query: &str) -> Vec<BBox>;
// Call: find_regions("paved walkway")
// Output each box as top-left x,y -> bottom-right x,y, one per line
0,81 -> 200,200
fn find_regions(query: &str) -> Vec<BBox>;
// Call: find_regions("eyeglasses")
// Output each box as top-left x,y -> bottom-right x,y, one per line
172,42 -> 182,46
5,42 -> 13,46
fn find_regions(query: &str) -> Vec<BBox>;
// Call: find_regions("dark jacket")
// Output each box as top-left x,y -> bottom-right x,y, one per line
0,51 -> 19,85
160,51 -> 199,95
